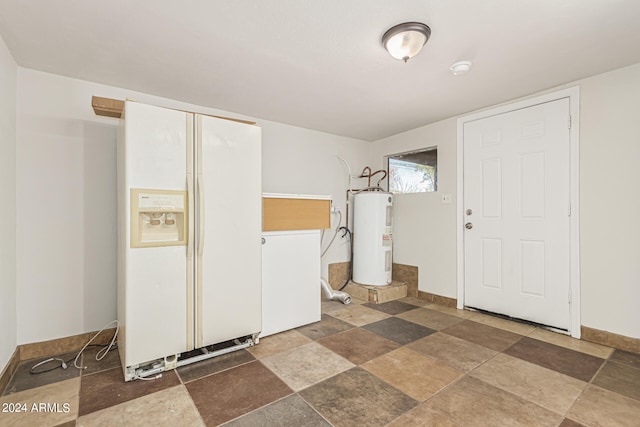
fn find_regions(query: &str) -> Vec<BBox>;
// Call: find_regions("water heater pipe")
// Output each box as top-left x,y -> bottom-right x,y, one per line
320,278 -> 351,304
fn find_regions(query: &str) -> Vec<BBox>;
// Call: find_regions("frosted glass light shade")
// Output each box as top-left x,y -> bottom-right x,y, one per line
382,22 -> 431,62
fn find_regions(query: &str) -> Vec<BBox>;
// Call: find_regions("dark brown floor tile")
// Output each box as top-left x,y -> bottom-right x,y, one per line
592,360 -> 640,401
78,367 -> 180,416
223,394 -> 330,426
186,360 -> 292,426
362,317 -> 436,345
363,300 -> 418,315
3,352 -> 80,395
296,313 -> 354,340
609,349 -> 640,369
559,418 -> 587,427
53,421 -> 77,427
317,328 -> 401,365
441,320 -> 522,352
177,349 -> 255,383
505,337 -> 604,382
80,345 -> 121,375
299,367 -> 417,427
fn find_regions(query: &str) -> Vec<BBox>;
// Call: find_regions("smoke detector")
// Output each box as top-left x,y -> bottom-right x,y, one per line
450,60 -> 472,76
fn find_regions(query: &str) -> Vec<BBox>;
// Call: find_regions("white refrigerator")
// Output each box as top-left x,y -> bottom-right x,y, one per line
117,101 -> 262,381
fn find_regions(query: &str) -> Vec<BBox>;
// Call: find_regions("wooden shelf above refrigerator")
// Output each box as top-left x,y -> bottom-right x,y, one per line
91,95 -> 256,125
92,96 -> 124,118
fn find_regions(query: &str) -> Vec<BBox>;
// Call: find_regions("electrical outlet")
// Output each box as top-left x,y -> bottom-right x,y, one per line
331,205 -> 341,213
441,194 -> 453,204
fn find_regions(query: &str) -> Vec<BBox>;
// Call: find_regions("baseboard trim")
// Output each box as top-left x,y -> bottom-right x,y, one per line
1,329 -> 117,394
417,291 -> 457,308
419,297 -> 640,355
581,326 -> 640,354
0,347 -> 20,395
19,328 -> 117,361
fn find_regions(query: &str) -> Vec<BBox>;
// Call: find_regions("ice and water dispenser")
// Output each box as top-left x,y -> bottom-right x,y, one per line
130,189 -> 187,247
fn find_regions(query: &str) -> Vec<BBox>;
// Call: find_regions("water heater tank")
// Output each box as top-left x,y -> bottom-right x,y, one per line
352,192 -> 393,286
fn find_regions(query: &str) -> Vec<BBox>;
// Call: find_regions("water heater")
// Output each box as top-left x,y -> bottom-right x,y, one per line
353,192 -> 393,286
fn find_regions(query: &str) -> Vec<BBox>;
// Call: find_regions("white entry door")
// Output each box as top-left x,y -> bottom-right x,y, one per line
463,98 -> 571,330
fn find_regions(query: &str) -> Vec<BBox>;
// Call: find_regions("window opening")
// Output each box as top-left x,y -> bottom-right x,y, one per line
387,147 -> 438,193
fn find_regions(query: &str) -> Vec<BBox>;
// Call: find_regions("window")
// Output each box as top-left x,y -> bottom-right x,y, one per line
387,147 -> 437,193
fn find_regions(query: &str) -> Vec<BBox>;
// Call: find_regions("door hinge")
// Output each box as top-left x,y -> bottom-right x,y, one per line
568,115 -> 572,129
568,202 -> 571,217
568,288 -> 572,304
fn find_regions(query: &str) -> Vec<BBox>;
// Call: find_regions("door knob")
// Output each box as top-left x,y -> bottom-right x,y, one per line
465,222 -> 473,230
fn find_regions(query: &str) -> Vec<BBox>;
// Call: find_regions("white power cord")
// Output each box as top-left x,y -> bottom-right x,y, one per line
135,374 -> 163,381
74,319 -> 119,369
321,210 -> 342,258
30,357 -> 68,373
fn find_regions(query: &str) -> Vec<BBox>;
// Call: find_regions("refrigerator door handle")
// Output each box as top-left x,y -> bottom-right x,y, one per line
197,174 -> 205,257
187,176 -> 194,259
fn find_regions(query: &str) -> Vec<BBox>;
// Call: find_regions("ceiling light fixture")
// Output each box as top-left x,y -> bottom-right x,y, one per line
450,60 -> 472,75
382,22 -> 431,63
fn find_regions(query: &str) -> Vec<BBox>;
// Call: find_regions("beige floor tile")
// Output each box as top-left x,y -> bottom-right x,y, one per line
470,353 -> 587,414
528,328 -> 614,359
0,378 -> 79,427
248,329 -> 312,359
260,342 -> 354,391
76,385 -> 204,427
388,403 -> 456,427
362,347 -> 463,401
568,385 -> 640,427
426,376 -> 563,427
468,312 -> 537,335
397,307 -> 464,330
425,304 -> 475,319
408,332 -> 498,372
329,304 -> 391,326
321,299 -> 349,314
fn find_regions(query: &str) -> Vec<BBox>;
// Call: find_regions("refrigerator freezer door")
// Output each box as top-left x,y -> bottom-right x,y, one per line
196,114 -> 262,347
118,101 -> 191,367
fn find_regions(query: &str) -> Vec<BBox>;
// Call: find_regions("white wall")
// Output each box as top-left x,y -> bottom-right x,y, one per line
14,62 -> 640,345
372,62 -> 640,339
578,63 -> 640,338
16,68 -> 369,345
372,119 -> 458,298
0,38 -> 18,372
0,35 -> 17,371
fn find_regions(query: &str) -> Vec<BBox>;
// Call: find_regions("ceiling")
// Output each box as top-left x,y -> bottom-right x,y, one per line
1,1 -> 639,141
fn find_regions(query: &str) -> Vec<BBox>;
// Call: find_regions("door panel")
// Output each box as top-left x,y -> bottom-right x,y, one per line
196,115 -> 262,347
481,238 -> 502,290
482,158 -> 502,218
464,98 -> 571,329
120,101 -> 190,365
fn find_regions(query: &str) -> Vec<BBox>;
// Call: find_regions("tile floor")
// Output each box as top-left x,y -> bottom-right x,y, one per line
2,297 -> 640,426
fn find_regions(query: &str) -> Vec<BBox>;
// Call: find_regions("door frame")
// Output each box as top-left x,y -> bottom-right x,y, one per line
456,87 -> 581,338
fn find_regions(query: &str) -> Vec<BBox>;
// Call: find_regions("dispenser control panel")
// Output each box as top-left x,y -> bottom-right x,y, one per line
130,189 -> 188,248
